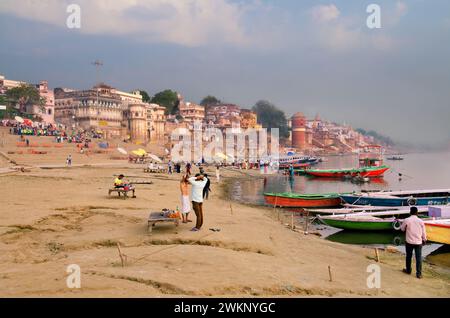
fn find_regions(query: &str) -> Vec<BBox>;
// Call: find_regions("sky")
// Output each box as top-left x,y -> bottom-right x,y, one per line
0,0 -> 449,148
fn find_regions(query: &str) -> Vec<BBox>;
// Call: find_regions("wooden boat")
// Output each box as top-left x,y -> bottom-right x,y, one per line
340,189 -> 450,207
277,154 -> 318,169
319,208 -> 432,231
326,231 -> 405,246
306,205 -> 430,215
305,165 -> 389,178
386,156 -> 404,161
305,145 -> 389,178
424,219 -> 450,245
264,192 -> 342,208
319,214 -> 402,231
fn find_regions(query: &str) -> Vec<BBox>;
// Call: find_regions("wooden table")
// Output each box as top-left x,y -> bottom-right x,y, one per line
108,188 -> 136,199
148,212 -> 180,233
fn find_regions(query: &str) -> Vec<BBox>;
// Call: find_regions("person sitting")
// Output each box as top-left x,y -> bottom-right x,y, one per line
113,174 -> 136,198
114,174 -> 125,188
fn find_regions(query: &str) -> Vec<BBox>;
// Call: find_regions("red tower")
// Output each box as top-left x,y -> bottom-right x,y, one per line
291,112 -> 306,150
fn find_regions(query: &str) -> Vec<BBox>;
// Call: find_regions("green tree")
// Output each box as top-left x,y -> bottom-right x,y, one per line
200,95 -> 221,107
6,84 -> 45,113
252,100 -> 289,139
138,90 -> 151,103
150,89 -> 179,115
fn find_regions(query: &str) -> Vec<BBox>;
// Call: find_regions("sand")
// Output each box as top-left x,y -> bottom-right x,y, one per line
0,129 -> 449,297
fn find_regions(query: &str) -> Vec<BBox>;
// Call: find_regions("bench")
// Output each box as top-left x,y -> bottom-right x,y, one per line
108,187 -> 136,199
147,212 -> 180,233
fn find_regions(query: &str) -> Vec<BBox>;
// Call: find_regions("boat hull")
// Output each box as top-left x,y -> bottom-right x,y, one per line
306,166 -> 389,178
320,217 -> 398,231
264,194 -> 342,208
425,222 -> 450,245
341,195 -> 449,207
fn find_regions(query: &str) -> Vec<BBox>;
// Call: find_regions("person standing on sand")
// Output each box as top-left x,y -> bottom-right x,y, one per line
186,162 -> 192,176
180,174 -> 192,223
216,165 -> 220,182
202,173 -> 211,200
66,154 -> 72,166
188,173 -> 208,231
400,206 -> 427,279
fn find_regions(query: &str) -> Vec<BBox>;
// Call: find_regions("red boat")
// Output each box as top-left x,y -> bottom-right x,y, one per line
264,192 -> 342,208
305,145 -> 389,178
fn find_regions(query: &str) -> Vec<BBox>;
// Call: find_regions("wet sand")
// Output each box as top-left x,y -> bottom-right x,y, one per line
0,131 -> 449,297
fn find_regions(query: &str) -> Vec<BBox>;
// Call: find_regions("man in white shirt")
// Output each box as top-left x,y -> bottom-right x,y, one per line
400,206 -> 427,279
188,173 -> 208,231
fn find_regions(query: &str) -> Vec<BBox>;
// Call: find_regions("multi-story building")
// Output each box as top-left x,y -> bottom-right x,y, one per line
1,75 -> 55,124
114,89 -> 143,105
54,83 -> 125,138
25,81 -> 55,124
240,109 -> 260,129
205,103 -> 240,126
54,83 -> 166,142
179,99 -> 205,124
0,74 -> 26,93
146,103 -> 166,141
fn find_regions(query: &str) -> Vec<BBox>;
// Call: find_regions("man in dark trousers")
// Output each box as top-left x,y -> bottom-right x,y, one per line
188,173 -> 208,231
400,206 -> 427,279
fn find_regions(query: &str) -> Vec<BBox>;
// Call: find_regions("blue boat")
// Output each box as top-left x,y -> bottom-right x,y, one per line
341,189 -> 450,207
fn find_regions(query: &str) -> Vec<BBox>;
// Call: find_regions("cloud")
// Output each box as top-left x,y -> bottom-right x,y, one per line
0,0 -> 261,47
308,3 -> 399,52
383,1 -> 407,26
310,4 -> 340,23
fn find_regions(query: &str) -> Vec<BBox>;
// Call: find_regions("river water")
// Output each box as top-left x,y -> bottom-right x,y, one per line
228,152 -> 450,267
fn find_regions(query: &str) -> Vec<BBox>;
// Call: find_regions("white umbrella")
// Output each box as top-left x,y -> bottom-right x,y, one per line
15,116 -> 24,123
117,147 -> 127,155
148,154 -> 162,163
215,152 -> 228,160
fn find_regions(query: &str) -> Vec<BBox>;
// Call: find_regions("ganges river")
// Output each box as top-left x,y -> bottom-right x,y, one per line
228,152 -> 450,269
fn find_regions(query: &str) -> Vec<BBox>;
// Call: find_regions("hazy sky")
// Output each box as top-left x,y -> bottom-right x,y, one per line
0,0 -> 449,147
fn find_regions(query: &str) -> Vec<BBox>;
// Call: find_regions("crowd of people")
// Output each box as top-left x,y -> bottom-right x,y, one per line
1,119 -> 64,137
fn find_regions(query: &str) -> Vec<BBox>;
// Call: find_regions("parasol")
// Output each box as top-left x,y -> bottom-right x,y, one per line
117,147 -> 128,155
148,154 -> 162,163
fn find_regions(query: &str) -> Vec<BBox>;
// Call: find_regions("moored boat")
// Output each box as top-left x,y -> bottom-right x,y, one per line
424,219 -> 450,245
386,156 -> 404,161
326,231 -> 405,246
306,205 -> 430,215
340,189 -> 450,207
305,145 -> 389,178
264,192 -> 342,208
319,215 -> 402,231
305,165 -> 389,178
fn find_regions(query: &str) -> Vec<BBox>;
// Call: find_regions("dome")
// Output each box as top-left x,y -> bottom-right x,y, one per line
292,112 -> 305,119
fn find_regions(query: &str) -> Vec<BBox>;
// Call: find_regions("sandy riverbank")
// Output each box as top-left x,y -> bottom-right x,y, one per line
0,132 -> 449,297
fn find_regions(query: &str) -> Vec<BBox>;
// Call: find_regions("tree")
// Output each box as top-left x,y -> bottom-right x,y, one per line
355,128 -> 394,146
150,89 -> 179,115
6,84 -> 45,113
252,100 -> 290,139
200,95 -> 221,107
139,90 -> 151,103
